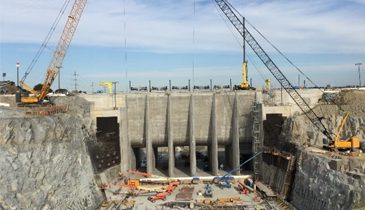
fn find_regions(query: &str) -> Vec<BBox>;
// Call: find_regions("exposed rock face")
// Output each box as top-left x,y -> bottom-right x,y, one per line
0,97 -> 102,209
280,90 -> 365,149
280,91 -> 365,209
291,151 -> 365,210
281,111 -> 365,149
266,90 -> 365,210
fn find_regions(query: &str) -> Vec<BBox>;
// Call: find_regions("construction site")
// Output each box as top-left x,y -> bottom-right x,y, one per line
1,0 -> 365,210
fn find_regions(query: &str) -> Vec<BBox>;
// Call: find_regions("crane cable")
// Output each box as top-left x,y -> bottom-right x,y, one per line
192,0 -> 196,88
220,0 -> 344,114
222,0 -> 319,88
21,0 -> 72,82
245,19 -> 320,88
213,0 -> 268,84
123,0 -> 128,92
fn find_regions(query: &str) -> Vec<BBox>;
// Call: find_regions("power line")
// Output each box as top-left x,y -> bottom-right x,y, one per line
219,0 -> 319,88
192,0 -> 196,87
123,0 -> 128,92
213,0 -> 267,84
91,82 -> 94,93
73,71 -> 78,92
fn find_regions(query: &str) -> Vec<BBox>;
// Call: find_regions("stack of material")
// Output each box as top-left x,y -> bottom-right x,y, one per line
175,186 -> 194,201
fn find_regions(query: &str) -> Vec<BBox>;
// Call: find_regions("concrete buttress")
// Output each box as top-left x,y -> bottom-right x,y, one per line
120,99 -> 130,172
189,94 -> 196,176
232,93 -> 240,175
210,93 -> 219,175
145,95 -> 155,174
167,94 -> 175,177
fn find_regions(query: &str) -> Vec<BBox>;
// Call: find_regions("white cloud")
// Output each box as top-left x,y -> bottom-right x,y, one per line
0,0 -> 365,54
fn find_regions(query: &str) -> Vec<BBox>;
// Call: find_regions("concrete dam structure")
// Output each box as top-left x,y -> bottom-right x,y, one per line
85,91 -> 262,177
2,89 -> 365,209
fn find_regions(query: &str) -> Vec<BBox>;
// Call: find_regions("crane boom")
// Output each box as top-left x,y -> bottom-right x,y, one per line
39,0 -> 87,101
20,0 -> 87,103
214,0 -> 331,139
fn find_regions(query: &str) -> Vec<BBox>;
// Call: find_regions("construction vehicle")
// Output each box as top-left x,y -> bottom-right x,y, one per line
18,0 -> 87,104
127,179 -> 140,188
99,82 -> 113,94
238,16 -> 251,90
326,112 -> 360,151
214,0 -> 361,152
213,151 -> 262,188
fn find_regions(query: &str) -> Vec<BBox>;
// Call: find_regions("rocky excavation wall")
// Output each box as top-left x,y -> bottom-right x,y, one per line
0,97 -> 102,209
281,90 -> 365,149
279,90 -> 365,210
291,151 -> 365,210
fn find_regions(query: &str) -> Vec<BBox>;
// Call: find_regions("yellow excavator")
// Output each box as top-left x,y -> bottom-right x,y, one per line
329,112 -> 360,151
18,0 -> 87,104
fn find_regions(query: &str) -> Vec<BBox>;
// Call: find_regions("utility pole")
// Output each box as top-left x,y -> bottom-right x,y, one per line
73,71 -> 78,92
112,81 -> 118,110
355,63 -> 363,87
57,66 -> 62,90
91,82 -> 94,94
281,85 -> 283,105
16,62 -> 20,87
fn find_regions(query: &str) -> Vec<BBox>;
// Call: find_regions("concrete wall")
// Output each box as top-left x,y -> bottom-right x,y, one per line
264,89 -> 323,107
0,95 -> 16,107
262,89 -> 323,118
81,94 -> 126,110
122,91 -> 256,147
80,91 -> 257,176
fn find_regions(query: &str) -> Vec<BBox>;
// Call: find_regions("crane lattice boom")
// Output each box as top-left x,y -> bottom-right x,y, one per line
39,0 -> 87,101
214,0 -> 331,139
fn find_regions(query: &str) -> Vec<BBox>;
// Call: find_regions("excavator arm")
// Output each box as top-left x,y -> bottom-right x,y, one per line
214,0 -> 332,140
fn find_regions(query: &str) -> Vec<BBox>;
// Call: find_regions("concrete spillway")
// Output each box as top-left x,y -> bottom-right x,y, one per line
84,91 -> 261,177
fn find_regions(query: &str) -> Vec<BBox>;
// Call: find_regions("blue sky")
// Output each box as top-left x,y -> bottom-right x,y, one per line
1,0 -> 365,91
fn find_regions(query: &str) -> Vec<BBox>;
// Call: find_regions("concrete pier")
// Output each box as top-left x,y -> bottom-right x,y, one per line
189,95 -> 196,176
120,107 -> 130,172
145,95 -> 155,174
210,94 -> 218,175
231,94 -> 240,175
167,94 -> 175,177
